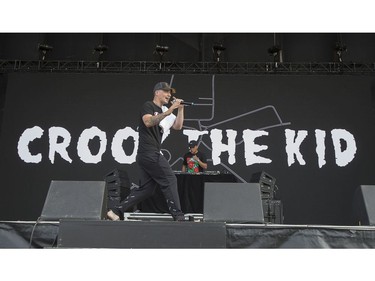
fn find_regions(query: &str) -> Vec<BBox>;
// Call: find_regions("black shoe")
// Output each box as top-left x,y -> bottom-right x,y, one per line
174,214 -> 186,221
114,205 -> 126,220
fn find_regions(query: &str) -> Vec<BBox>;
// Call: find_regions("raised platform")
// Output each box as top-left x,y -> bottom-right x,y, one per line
57,220 -> 226,248
2,213 -> 375,248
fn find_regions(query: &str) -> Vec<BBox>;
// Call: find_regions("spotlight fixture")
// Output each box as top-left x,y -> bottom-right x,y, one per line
154,45 -> 169,61
93,44 -> 109,55
267,45 -> 283,68
38,43 -> 53,61
212,43 -> 226,62
268,45 -> 281,58
92,44 -> 109,69
334,42 -> 347,63
267,34 -> 283,68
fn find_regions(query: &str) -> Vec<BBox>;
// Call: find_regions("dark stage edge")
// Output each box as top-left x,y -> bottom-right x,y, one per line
2,216 -> 375,248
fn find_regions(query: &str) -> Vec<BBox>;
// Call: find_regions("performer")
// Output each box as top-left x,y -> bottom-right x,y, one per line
182,140 -> 208,173
107,82 -> 185,221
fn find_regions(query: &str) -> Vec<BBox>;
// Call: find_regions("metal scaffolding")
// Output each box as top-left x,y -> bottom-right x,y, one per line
1,60 -> 375,74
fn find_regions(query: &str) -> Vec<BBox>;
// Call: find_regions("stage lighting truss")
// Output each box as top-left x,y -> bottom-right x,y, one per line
1,60 -> 375,74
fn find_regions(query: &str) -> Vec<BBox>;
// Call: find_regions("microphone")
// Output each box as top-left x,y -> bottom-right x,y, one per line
171,98 -> 194,106
180,101 -> 194,106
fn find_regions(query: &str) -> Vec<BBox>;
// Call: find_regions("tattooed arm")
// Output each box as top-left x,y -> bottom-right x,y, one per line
142,99 -> 183,128
142,111 -> 169,127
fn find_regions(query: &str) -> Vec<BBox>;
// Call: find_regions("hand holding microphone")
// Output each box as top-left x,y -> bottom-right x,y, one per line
171,97 -> 194,106
180,100 -> 195,106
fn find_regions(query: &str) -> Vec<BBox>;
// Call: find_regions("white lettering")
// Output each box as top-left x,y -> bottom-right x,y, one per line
77,126 -> 107,164
16,126 -> 358,168
183,129 -> 209,142
243,129 -> 271,165
49,127 -> 73,164
210,129 -> 237,165
331,129 -> 357,167
285,129 -> 308,166
111,127 -> 139,164
315,129 -> 326,168
17,126 -> 44,163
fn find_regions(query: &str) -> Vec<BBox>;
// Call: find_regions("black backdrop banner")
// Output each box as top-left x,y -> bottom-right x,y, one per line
1,73 -> 375,225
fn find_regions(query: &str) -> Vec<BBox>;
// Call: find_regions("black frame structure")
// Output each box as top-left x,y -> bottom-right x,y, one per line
1,60 -> 375,74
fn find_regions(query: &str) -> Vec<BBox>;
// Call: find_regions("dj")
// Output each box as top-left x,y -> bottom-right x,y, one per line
182,140 -> 208,173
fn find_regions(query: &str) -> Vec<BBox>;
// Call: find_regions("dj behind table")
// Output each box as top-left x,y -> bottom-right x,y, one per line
139,171 -> 237,214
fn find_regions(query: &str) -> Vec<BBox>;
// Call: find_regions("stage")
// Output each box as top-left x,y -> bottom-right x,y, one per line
1,213 -> 375,248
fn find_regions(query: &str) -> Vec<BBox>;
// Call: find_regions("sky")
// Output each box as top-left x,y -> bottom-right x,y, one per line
1,1 -> 374,32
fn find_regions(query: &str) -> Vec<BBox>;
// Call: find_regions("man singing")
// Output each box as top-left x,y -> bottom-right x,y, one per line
107,82 -> 185,221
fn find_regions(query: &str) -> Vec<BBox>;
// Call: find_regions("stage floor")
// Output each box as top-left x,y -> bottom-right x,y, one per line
2,213 -> 375,248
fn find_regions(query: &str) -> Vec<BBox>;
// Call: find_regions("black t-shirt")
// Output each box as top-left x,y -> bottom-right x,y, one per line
137,101 -> 163,154
183,151 -> 207,173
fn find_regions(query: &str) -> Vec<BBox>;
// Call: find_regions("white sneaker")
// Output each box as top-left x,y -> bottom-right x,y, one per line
107,210 -> 120,221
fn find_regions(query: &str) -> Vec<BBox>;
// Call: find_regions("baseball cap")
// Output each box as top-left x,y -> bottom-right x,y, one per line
153,82 -> 175,93
188,140 -> 198,148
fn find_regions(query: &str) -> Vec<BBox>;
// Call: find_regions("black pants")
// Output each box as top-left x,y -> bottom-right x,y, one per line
115,151 -> 184,220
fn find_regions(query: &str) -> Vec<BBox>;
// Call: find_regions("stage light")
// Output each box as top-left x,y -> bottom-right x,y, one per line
93,44 -> 109,55
268,45 -> 281,58
212,43 -> 226,62
334,34 -> 347,63
334,42 -> 347,63
92,44 -> 109,69
267,34 -> 283,68
267,45 -> 283,69
38,43 -> 53,61
154,45 -> 169,61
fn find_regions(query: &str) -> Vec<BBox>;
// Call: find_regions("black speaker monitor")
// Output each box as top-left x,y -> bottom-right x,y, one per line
353,185 -> 375,225
203,182 -> 264,223
40,181 -> 107,221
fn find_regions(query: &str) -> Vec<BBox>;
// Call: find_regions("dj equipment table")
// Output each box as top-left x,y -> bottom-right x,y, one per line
140,172 -> 237,213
